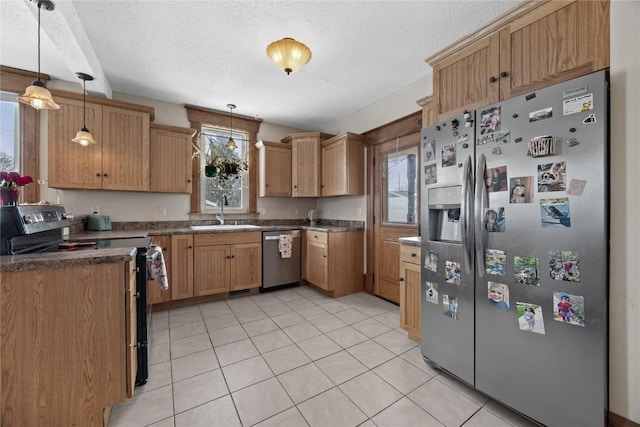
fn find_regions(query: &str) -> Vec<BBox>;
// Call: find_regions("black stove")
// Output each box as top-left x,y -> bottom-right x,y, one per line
0,205 -> 151,386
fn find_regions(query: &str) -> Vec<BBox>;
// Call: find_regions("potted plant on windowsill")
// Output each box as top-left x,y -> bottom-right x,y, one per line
0,171 -> 33,206
193,133 -> 248,185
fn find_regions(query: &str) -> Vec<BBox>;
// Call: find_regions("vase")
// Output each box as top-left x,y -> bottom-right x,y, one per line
0,188 -> 20,206
205,165 -> 218,178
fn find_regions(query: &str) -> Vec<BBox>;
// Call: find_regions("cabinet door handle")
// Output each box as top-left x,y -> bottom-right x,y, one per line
187,179 -> 191,183
489,76 -> 497,83
500,71 -> 508,78
96,173 -> 101,177
188,245 -> 192,249
399,277 -> 404,282
293,185 -> 297,188
103,173 -> 109,177
411,253 -> 417,258
231,255 -> 235,259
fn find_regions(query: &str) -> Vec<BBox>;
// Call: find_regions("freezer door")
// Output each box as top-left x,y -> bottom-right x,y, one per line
420,111 -> 476,386
474,71 -> 608,426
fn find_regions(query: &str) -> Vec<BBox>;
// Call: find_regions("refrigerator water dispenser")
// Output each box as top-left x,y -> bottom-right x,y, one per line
428,185 -> 462,243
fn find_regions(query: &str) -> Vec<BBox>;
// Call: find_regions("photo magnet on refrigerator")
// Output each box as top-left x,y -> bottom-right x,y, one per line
488,282 -> 510,311
485,166 -> 508,192
484,207 -> 505,232
514,257 -> 540,286
549,251 -> 580,282
485,249 -> 507,276
517,302 -> 546,335
563,93 -> 593,116
425,251 -> 438,272
510,176 -> 533,203
567,179 -> 587,196
425,163 -> 437,185
479,106 -> 501,134
425,281 -> 439,305
442,144 -> 457,167
444,260 -> 461,285
443,294 -> 459,319
424,141 -> 436,162
553,292 -> 585,327
540,198 -> 571,228
538,162 -> 567,192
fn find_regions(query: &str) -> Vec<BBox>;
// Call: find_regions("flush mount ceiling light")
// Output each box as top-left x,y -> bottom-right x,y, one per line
266,38 -> 312,75
226,104 -> 237,150
71,72 -> 97,147
17,0 -> 60,110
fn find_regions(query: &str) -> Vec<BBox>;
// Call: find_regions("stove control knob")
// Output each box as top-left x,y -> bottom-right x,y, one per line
23,214 -> 42,224
62,212 -> 74,219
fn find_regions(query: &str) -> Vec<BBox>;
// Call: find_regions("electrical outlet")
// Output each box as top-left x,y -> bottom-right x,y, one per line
158,207 -> 167,217
90,206 -> 100,216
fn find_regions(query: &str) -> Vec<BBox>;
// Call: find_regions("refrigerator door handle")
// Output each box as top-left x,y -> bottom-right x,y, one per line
460,155 -> 473,274
475,153 -> 488,277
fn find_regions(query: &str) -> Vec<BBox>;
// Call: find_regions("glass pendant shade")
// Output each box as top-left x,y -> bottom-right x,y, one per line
72,128 -> 97,146
266,38 -> 312,75
18,0 -> 60,110
72,72 -> 97,146
226,103 -> 237,149
18,80 -> 59,110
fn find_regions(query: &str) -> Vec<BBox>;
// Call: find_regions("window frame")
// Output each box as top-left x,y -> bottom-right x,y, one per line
185,104 -> 261,214
0,66 -> 46,204
199,125 -> 250,213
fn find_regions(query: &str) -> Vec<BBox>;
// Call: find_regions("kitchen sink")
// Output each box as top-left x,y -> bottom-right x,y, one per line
189,224 -> 261,231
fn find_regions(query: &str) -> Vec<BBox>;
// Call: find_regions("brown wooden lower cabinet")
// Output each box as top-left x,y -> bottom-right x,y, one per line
193,232 -> 262,296
171,234 -> 194,300
304,230 -> 363,297
399,244 -> 421,341
1,261 -> 133,425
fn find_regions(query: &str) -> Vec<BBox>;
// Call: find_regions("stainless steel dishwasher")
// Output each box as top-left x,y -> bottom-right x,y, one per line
262,229 -> 301,291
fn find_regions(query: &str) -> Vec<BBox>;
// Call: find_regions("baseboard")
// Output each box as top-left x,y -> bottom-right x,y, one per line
609,411 -> 640,427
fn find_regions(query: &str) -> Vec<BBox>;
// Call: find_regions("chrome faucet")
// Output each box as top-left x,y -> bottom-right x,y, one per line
216,194 -> 229,224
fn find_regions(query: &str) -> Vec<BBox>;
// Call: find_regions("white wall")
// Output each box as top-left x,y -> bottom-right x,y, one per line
609,0 -> 640,422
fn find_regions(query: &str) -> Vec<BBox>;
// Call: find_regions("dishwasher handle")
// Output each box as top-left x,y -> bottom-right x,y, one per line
264,234 -> 301,241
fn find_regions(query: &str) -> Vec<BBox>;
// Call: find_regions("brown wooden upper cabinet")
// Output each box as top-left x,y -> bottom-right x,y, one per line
149,124 -> 196,193
256,140 -> 292,197
321,132 -> 365,197
48,96 -> 151,191
281,132 -> 334,197
428,0 -> 609,121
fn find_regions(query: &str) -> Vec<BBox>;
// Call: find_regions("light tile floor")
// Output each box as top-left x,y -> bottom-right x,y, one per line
110,286 -> 540,427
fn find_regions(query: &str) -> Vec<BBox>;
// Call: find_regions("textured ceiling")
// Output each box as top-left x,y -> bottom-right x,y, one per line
0,0 -> 520,130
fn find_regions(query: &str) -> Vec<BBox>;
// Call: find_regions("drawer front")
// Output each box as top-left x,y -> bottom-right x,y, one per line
194,231 -> 261,246
306,230 -> 328,244
400,245 -> 421,264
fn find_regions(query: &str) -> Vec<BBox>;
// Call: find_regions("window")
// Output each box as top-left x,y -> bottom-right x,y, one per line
0,91 -> 20,173
382,147 -> 418,224
200,125 -> 249,213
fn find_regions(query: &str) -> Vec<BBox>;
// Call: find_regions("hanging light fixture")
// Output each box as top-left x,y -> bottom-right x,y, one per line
266,38 -> 312,75
226,104 -> 237,150
17,0 -> 60,110
71,72 -> 97,146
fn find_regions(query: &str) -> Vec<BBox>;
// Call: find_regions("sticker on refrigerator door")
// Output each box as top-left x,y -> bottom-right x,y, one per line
484,207 -> 505,232
425,281 -> 439,304
563,93 -> 593,116
488,282 -> 510,311
425,251 -> 438,272
444,261 -> 461,285
529,107 -> 553,123
443,294 -> 459,319
485,249 -> 507,276
425,163 -> 437,185
553,292 -> 585,327
517,302 -> 546,335
442,144 -> 457,167
540,198 -> 571,228
479,106 -> 501,134
424,141 -> 436,162
485,166 -> 508,192
583,113 -> 597,124
549,251 -> 580,282
566,179 -> 587,196
510,176 -> 533,203
514,256 -> 540,286
537,161 -> 566,192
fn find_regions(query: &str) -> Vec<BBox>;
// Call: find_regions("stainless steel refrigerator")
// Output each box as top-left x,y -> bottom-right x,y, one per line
420,70 -> 608,426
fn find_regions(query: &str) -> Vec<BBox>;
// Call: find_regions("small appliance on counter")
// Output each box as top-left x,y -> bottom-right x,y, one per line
87,215 -> 111,231
307,209 -> 318,226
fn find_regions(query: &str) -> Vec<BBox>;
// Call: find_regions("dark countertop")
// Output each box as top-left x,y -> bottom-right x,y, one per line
1,224 -> 364,272
0,247 -> 136,273
398,236 -> 421,247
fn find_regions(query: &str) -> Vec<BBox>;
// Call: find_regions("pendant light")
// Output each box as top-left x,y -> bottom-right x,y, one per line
266,38 -> 312,75
71,72 -> 97,146
17,0 -> 60,110
226,104 -> 237,150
